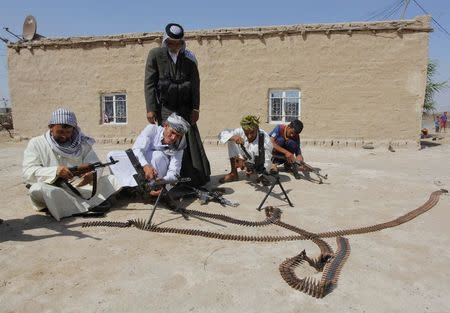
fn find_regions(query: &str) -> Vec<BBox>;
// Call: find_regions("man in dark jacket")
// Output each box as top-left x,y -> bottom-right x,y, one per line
144,23 -> 210,187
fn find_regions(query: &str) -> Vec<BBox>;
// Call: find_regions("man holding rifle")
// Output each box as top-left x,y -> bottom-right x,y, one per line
269,119 -> 304,179
22,108 -> 121,220
108,113 -> 190,200
218,115 -> 273,184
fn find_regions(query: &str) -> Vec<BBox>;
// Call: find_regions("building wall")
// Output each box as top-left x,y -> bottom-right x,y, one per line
8,16 -> 430,146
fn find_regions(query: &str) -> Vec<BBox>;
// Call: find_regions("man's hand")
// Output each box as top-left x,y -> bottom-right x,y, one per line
147,111 -> 157,124
230,135 -> 244,145
143,165 -> 158,181
76,171 -> 94,187
191,110 -> 199,124
56,166 -> 74,180
296,154 -> 304,163
285,151 -> 295,163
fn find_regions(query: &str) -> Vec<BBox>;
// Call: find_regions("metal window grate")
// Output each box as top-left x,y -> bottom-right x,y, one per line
102,93 -> 127,124
269,90 -> 301,124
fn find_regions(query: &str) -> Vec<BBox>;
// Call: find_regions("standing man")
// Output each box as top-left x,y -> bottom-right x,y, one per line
440,112 -> 447,133
269,119 -> 304,179
22,108 -> 121,220
144,22 -> 210,187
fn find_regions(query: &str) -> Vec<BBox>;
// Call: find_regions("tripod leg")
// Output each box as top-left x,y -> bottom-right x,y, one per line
146,190 -> 163,227
277,178 -> 294,207
256,181 -> 277,211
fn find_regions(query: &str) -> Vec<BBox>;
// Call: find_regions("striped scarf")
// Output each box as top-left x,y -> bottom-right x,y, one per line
44,128 -> 95,158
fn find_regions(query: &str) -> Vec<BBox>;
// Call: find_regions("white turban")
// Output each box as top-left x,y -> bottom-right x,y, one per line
166,113 -> 190,134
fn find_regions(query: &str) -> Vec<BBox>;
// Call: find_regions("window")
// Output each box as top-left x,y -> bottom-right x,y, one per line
101,93 -> 127,124
268,89 -> 301,123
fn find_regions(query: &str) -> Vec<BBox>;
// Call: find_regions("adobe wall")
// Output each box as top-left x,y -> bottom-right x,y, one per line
8,16 -> 431,147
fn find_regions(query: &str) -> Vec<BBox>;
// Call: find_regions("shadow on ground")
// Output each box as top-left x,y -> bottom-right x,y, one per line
0,214 -> 100,243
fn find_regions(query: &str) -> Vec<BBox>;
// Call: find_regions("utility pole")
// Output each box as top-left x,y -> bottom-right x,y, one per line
1,98 -> 8,110
401,0 -> 410,19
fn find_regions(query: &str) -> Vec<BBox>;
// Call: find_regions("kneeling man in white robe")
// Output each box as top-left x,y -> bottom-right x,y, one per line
107,113 -> 190,198
22,108 -> 121,220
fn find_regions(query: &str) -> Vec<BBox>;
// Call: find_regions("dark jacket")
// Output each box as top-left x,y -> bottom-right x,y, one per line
144,47 -> 200,122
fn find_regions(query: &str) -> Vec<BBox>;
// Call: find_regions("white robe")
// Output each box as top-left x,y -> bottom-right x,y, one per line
218,127 -> 273,172
22,135 -> 121,221
108,124 -> 185,188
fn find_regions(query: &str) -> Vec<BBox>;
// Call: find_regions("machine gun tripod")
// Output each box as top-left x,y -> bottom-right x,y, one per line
125,149 -> 190,227
238,143 -> 294,211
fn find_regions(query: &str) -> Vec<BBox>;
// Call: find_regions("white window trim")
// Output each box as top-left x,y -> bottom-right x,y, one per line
101,93 -> 128,125
268,89 -> 301,124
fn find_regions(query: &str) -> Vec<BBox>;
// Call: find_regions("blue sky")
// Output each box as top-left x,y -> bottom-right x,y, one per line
1,0 -> 449,111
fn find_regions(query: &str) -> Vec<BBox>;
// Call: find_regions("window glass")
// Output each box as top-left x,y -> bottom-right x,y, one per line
101,93 -> 127,124
268,89 -> 300,123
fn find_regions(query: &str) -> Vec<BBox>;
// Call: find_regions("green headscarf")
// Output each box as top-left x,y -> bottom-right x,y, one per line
240,115 -> 260,131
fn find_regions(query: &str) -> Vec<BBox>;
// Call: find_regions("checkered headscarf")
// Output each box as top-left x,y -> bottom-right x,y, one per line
48,108 -> 78,127
45,108 -> 95,158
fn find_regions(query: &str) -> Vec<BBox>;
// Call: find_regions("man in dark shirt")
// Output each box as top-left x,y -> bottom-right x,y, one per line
269,119 -> 304,179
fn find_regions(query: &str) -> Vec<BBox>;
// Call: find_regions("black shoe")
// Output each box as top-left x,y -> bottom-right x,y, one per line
90,200 -> 112,213
293,171 -> 301,180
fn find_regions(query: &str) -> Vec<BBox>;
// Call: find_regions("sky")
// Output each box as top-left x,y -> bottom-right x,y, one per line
1,0 -> 449,112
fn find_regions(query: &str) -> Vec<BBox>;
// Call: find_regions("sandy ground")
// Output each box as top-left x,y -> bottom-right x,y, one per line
1,134 -> 449,313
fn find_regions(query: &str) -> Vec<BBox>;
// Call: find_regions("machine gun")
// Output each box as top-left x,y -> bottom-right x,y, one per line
53,157 -> 118,199
238,144 -> 293,210
125,149 -> 190,226
273,153 -> 328,184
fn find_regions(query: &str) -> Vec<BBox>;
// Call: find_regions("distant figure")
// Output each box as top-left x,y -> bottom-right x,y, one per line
440,112 -> 447,133
434,116 -> 440,133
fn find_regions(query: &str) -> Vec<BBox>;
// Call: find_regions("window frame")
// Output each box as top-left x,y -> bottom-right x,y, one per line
101,93 -> 128,125
268,89 -> 301,124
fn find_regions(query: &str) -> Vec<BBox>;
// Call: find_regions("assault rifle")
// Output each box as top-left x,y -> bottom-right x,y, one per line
273,153 -> 328,184
175,185 -> 239,207
239,143 -> 265,175
125,149 -> 190,225
53,157 -> 119,199
66,157 -> 118,177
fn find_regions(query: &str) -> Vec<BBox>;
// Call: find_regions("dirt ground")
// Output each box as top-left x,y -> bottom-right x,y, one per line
1,134 -> 449,313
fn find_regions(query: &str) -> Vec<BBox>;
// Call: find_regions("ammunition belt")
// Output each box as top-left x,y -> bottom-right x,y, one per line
82,189 -> 447,298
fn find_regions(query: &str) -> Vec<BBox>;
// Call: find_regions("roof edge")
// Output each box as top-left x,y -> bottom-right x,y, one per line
7,15 -> 432,50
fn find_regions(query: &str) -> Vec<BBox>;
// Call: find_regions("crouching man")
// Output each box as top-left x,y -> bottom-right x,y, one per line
107,113 -> 190,205
219,115 -> 273,184
269,119 -> 304,179
22,108 -> 121,220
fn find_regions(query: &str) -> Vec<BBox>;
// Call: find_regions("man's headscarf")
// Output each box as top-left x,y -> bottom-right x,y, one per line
161,23 -> 198,65
166,113 -> 190,134
44,108 -> 95,158
240,115 -> 260,131
162,23 -> 186,50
